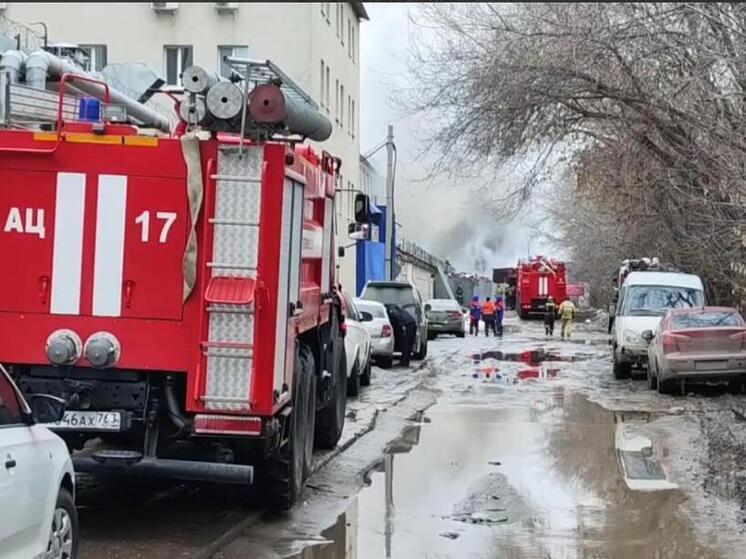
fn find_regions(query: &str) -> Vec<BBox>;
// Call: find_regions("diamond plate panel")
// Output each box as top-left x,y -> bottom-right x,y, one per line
205,355 -> 252,411
208,310 -> 254,343
213,223 -> 259,270
212,146 -> 262,274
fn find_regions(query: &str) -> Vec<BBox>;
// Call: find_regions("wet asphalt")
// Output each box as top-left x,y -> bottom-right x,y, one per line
78,315 -> 746,558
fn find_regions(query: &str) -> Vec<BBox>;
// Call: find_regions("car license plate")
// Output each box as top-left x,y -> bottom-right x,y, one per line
695,361 -> 727,371
46,411 -> 122,431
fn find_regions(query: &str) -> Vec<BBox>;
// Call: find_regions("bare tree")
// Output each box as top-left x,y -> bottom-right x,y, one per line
405,3 -> 746,306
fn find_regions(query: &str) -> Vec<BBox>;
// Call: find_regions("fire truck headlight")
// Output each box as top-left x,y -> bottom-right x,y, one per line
84,332 -> 121,368
46,330 -> 83,366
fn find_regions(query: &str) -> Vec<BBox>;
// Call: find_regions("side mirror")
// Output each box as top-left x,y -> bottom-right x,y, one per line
641,330 -> 655,342
424,304 -> 432,312
360,311 -> 373,322
348,222 -> 370,241
338,246 -> 345,258
354,193 -> 372,223
30,394 -> 66,424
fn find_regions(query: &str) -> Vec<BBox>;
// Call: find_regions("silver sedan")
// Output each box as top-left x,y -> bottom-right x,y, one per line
645,306 -> 746,394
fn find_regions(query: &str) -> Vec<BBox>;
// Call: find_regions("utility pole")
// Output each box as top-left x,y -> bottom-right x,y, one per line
384,124 -> 395,280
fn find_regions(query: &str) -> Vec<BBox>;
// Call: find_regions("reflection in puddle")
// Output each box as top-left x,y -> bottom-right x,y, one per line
615,412 -> 678,491
471,348 -> 596,365
289,393 -> 722,559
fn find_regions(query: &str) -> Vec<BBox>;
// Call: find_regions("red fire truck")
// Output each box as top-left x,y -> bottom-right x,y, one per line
0,55 -> 359,508
515,256 -> 568,319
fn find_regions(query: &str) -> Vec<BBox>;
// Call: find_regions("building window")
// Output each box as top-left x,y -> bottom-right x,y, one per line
339,84 -> 345,128
336,3 -> 341,38
347,19 -> 352,57
341,9 -> 346,46
80,44 -> 107,72
325,66 -> 330,112
335,79 -> 340,123
164,45 -> 193,86
218,45 -> 248,78
351,25 -> 356,63
325,2 -> 331,23
320,60 -> 325,104
320,2 -> 325,17
351,99 -> 356,137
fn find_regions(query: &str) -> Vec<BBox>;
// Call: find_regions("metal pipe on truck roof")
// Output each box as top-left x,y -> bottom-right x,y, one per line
248,83 -> 332,141
0,50 -> 26,83
181,65 -> 221,95
24,50 -> 172,133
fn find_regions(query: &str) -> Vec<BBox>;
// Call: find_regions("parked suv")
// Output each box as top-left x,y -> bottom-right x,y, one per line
0,365 -> 77,559
611,271 -> 705,379
360,281 -> 429,360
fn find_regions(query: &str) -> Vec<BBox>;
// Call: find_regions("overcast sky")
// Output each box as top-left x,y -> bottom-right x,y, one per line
359,3 -> 554,275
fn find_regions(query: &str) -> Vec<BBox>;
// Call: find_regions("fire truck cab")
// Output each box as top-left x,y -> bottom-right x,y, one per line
0,55 -> 358,508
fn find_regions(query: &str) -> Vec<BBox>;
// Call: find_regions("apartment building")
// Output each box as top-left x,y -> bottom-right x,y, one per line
1,1 -> 367,288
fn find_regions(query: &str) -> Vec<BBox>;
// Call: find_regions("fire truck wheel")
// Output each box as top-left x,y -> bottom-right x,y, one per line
315,339 -> 347,450
264,346 -> 308,510
299,345 -> 316,480
347,359 -> 361,397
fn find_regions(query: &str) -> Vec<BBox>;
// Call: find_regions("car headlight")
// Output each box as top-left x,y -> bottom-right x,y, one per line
624,330 -> 642,344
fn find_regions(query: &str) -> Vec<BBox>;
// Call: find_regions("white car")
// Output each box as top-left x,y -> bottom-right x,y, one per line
0,365 -> 77,559
341,291 -> 372,397
612,271 -> 705,379
355,299 -> 394,369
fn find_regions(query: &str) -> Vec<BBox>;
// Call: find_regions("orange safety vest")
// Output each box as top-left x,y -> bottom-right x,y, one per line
482,301 -> 496,316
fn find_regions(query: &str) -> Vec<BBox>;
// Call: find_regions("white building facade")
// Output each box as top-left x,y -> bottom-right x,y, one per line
2,1 -> 366,289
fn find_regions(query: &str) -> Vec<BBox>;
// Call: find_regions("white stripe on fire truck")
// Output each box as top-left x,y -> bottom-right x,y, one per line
50,172 -> 87,315
92,175 -> 127,317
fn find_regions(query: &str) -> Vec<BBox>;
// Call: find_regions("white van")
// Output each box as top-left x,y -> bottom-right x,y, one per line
612,271 -> 705,379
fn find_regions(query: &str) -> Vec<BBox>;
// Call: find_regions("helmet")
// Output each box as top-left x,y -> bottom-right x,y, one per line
472,295 -> 479,302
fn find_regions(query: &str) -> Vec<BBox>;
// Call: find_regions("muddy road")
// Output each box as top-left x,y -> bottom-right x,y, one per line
79,315 -> 746,558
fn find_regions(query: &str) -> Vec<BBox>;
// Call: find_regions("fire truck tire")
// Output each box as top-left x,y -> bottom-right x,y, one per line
347,359 -> 361,397
520,309 -> 529,320
263,346 -> 309,510
299,345 -> 316,479
315,339 -> 347,450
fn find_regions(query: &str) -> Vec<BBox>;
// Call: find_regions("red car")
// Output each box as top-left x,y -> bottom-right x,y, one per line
644,307 -> 746,394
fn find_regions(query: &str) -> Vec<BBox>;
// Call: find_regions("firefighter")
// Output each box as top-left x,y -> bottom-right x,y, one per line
495,295 -> 505,337
544,295 -> 557,337
482,297 -> 497,337
386,304 -> 417,366
558,298 -> 577,339
469,295 -> 481,336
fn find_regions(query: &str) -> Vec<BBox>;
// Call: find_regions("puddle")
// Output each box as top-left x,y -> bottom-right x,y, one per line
288,392 -> 723,559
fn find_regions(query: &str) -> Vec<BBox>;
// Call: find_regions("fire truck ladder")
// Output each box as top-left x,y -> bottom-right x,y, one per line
201,145 -> 263,412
